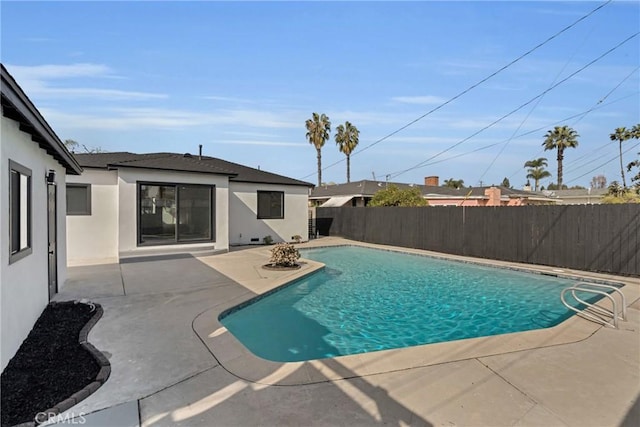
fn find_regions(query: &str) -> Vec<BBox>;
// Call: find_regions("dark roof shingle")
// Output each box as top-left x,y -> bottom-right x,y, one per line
74,152 -> 314,187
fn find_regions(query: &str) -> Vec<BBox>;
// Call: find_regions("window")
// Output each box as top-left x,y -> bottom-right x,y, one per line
9,160 -> 32,263
138,183 -> 214,245
66,184 -> 91,215
257,191 -> 284,219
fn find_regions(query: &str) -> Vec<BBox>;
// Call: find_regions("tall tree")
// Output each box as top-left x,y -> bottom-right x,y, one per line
628,153 -> 640,188
626,125 -> 640,189
64,139 -> 79,153
590,174 -> 607,189
542,125 -> 579,188
64,139 -> 104,154
443,178 -> 464,189
524,157 -> 551,191
610,127 -> 630,188
305,113 -> 331,187
500,177 -> 512,188
334,121 -> 359,183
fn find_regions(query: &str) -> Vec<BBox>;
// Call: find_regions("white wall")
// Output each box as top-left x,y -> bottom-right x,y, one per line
229,182 -> 309,245
0,117 -> 68,371
116,168 -> 229,256
67,169 -> 119,265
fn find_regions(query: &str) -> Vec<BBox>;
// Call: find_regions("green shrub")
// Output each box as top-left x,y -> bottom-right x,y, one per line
269,243 -> 300,267
369,184 -> 428,207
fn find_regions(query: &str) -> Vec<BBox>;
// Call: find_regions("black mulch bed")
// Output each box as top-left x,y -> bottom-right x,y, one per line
1,302 -> 101,427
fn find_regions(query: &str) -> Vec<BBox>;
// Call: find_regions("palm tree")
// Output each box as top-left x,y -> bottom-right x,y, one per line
443,178 -> 464,189
334,121 -> 359,183
524,157 -> 551,191
305,113 -> 331,186
610,127 -> 630,188
542,125 -> 579,189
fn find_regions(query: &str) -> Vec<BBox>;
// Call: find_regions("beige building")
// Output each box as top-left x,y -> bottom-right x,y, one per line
544,188 -> 607,205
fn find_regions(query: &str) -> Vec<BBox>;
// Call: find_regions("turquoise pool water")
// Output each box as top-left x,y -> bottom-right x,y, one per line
220,246 -> 601,362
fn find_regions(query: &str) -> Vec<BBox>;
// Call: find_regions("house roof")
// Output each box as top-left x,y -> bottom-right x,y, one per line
310,180 -> 551,200
544,188 -> 608,199
74,152 -> 314,187
1,64 -> 82,175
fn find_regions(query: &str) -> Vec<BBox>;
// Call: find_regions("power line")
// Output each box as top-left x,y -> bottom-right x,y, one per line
398,93 -> 637,173
564,140 -> 640,185
298,0 -> 613,181
568,65 -> 639,127
473,22 -> 600,187
507,65 -> 640,181
389,32 -> 639,180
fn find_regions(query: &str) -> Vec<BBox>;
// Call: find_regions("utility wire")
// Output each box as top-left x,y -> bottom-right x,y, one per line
388,32 -> 639,180
397,93 -> 637,176
473,22 -> 599,186
507,65 -> 639,182
563,140 -> 640,185
298,0 -> 613,181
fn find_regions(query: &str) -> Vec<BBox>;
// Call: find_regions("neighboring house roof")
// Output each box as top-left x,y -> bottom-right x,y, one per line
321,195 -> 355,207
310,180 -> 553,201
544,189 -> 608,199
74,152 -> 314,187
311,180 -> 426,198
1,64 -> 82,175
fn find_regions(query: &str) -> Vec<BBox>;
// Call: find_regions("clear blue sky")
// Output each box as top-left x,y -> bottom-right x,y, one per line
2,0 -> 639,189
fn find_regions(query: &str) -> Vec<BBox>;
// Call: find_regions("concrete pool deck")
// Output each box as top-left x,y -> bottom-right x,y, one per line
54,237 -> 639,426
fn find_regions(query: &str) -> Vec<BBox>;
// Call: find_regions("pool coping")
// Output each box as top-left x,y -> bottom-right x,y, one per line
193,238 -> 640,385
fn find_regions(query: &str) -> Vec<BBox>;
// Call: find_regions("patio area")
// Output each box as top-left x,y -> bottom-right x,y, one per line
54,237 -> 640,427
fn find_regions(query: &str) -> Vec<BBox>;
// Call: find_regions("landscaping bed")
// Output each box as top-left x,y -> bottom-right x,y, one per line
1,301 -> 108,427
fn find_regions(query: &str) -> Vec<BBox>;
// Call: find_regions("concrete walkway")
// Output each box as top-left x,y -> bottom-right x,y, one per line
54,238 -> 640,426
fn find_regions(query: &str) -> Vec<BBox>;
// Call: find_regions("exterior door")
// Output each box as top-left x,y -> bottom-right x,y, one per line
47,183 -> 57,300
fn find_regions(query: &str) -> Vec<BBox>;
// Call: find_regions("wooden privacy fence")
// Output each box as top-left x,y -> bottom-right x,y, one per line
316,204 -> 640,277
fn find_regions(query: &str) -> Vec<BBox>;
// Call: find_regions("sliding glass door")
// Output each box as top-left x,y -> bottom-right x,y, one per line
139,183 -> 214,245
178,185 -> 212,241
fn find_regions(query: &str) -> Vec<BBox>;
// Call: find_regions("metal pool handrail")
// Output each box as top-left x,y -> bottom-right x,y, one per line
560,282 -> 626,329
575,282 -> 626,321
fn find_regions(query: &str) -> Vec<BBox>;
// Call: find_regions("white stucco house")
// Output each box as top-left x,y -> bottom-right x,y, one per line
1,64 -> 83,370
67,152 -> 314,265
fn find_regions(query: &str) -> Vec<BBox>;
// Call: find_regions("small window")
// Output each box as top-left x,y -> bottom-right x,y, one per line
66,184 -> 91,215
9,160 -> 32,263
257,191 -> 284,219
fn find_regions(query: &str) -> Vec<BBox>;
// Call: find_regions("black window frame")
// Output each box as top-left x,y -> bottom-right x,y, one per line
257,191 -> 285,219
66,183 -> 92,215
9,160 -> 32,264
137,181 -> 215,246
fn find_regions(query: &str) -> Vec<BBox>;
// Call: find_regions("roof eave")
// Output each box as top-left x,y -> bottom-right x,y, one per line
2,66 -> 83,175
231,178 -> 315,187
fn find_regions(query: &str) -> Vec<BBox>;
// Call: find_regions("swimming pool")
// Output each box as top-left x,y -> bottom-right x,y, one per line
220,246 -> 605,362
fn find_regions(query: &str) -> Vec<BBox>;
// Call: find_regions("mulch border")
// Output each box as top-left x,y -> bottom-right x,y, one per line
13,301 -> 111,427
